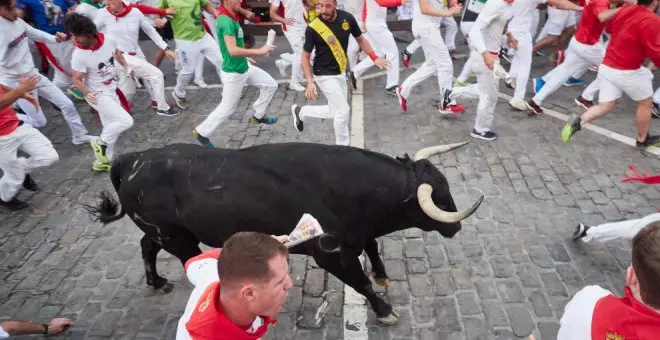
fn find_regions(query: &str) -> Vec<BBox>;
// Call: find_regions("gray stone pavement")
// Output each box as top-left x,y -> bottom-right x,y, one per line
1,25 -> 660,340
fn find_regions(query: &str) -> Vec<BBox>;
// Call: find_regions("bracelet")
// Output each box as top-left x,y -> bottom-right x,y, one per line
42,323 -> 49,335
368,51 -> 378,62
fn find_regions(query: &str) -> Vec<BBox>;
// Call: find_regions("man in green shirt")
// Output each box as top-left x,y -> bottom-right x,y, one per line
191,0 -> 279,148
159,0 -> 223,109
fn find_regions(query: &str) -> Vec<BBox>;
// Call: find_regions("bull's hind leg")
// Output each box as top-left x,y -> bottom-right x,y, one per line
140,235 -> 172,293
365,239 -> 388,289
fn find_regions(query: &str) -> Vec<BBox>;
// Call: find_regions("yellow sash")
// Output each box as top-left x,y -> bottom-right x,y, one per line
308,17 -> 347,73
303,0 -> 318,22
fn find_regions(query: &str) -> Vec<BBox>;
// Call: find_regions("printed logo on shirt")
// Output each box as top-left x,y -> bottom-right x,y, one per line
198,292 -> 212,313
605,332 -> 625,340
97,56 -> 116,85
341,20 -> 349,31
8,32 -> 28,49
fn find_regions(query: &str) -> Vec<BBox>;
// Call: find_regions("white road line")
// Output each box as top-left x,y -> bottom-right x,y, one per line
344,77 -> 369,340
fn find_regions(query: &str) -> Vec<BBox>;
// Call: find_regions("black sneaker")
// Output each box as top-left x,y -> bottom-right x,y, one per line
291,104 -> 303,132
157,107 -> 180,117
347,71 -> 357,90
172,91 -> 188,110
574,96 -> 593,110
572,223 -> 590,241
652,102 -> 660,119
526,99 -> 543,115
636,134 -> 660,149
0,198 -> 29,211
384,86 -> 397,96
23,174 -> 38,192
470,129 -> 498,141
401,50 -> 412,68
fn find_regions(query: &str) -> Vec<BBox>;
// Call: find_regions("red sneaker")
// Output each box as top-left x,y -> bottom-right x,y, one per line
439,104 -> 464,115
397,85 -> 407,112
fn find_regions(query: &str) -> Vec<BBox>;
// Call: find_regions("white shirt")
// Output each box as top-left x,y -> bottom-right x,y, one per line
71,35 -> 119,93
75,2 -> 101,20
270,0 -> 306,30
508,0 -> 546,33
469,0 -> 514,54
0,17 -> 56,78
363,0 -> 393,28
412,0 -> 446,29
95,7 -> 168,56
557,285 -> 612,340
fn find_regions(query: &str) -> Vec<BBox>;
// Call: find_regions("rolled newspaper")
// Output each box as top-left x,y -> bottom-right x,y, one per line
284,213 -> 324,248
493,60 -> 515,89
265,29 -> 276,57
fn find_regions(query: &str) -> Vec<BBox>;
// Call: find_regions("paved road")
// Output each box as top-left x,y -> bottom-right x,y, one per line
1,27 -> 660,340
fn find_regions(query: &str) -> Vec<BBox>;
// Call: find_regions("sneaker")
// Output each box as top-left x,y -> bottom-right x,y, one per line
652,102 -> 660,119
574,96 -> 594,110
470,129 -> 498,141
250,115 -> 278,125
72,134 -> 98,145
397,85 -> 407,112
347,71 -> 357,90
290,81 -> 305,92
0,197 -> 29,211
589,65 -> 598,72
157,106 -> 180,117
526,99 -> 543,115
561,114 -> 582,143
439,89 -> 464,115
275,59 -> 288,77
636,134 -> 660,149
192,129 -> 214,148
172,91 -> 188,110
508,98 -> 527,111
92,160 -> 112,172
533,76 -> 545,94
534,50 -> 545,57
563,77 -> 585,87
23,174 -> 38,192
90,139 -> 109,164
453,80 -> 471,88
572,223 -> 590,241
384,86 -> 397,96
151,100 -> 158,109
291,104 -> 303,132
194,78 -> 208,88
67,87 -> 84,100
401,50 -> 412,68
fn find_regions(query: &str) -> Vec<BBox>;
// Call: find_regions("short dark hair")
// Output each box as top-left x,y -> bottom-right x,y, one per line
637,0 -> 654,6
217,232 -> 288,291
64,12 -> 97,37
631,221 -> 660,309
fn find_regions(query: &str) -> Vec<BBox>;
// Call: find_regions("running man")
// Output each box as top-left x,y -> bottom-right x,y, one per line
269,0 -> 307,91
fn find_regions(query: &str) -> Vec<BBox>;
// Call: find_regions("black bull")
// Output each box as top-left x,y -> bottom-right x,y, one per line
87,142 -> 483,323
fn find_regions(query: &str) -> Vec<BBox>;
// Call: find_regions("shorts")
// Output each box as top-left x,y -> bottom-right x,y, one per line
546,7 -> 576,35
156,21 -> 174,41
598,64 -> 654,102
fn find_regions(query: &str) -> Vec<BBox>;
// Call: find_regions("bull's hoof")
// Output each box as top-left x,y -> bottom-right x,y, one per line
156,282 -> 174,294
372,275 -> 389,289
377,310 -> 399,325
150,277 -> 173,294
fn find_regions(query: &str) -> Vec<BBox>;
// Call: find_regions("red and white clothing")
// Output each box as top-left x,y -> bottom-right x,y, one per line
532,0 -> 608,105
0,17 -> 90,142
558,285 -> 660,339
270,0 -> 306,87
176,249 -> 277,340
507,0 -> 546,101
352,0 -> 402,88
75,2 -> 101,20
95,4 -> 173,111
598,4 -> 660,102
72,33 -> 134,161
0,88 -> 58,203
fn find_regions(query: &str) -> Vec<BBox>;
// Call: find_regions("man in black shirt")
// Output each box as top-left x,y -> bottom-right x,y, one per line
290,0 -> 389,146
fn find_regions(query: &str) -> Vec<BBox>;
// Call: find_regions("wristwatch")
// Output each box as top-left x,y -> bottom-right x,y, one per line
42,323 -> 49,335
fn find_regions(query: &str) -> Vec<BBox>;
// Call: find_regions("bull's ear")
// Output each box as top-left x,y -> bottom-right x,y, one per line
395,153 -> 413,164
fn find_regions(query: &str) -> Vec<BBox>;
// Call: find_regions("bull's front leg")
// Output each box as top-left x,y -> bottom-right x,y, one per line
313,248 -> 398,325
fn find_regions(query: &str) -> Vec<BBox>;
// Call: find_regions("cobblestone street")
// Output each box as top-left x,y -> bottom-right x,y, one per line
1,31 -> 660,340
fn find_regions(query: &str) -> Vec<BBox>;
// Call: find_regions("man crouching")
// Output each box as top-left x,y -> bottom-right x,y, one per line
176,232 -> 292,339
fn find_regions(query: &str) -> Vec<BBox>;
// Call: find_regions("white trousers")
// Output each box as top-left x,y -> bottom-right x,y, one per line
90,91 -> 134,161
456,21 -> 475,83
533,37 -> 604,105
299,74 -> 350,146
281,26 -> 306,83
0,124 -> 58,202
194,12 -> 223,83
583,213 -> 660,243
405,39 -> 421,54
452,52 -> 498,133
117,54 -> 170,111
45,41 -> 75,90
0,73 -> 88,139
508,30 -> 533,100
353,24 -> 399,88
196,66 -> 277,137
175,33 -> 223,97
347,35 -> 360,69
400,25 -> 454,98
654,87 -> 660,104
441,16 -> 458,51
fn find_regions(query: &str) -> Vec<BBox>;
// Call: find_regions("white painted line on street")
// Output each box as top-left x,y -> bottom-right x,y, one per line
344,76 -> 369,340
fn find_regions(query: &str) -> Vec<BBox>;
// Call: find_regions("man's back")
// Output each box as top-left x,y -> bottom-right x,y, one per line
603,5 -> 660,70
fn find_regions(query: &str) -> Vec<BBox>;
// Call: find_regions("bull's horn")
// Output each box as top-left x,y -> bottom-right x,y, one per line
413,142 -> 469,161
417,183 -> 484,223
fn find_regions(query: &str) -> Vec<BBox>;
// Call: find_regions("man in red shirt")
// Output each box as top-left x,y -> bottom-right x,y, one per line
556,221 -> 660,339
176,232 -> 292,340
0,74 -> 59,210
561,0 -> 660,148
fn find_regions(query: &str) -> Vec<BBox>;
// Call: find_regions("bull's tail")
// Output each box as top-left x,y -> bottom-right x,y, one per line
84,158 -> 125,224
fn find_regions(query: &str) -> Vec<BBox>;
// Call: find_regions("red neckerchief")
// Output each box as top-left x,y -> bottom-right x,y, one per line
107,3 -> 134,18
75,32 -> 105,51
218,6 -> 239,21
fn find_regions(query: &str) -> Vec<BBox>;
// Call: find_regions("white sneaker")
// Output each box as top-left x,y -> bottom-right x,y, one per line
72,134 -> 98,145
290,81 -> 305,92
194,78 -> 208,88
275,59 -> 288,77
508,98 -> 527,111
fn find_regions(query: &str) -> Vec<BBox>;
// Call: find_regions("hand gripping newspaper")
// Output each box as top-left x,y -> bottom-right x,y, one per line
283,213 -> 325,248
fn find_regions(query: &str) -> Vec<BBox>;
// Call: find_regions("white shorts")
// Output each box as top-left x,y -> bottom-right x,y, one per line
597,64 -> 654,102
546,7 -> 576,35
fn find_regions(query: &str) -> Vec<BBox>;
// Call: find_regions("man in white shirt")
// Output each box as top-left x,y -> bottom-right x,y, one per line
68,12 -> 134,172
269,0 -> 307,91
401,0 -> 460,67
95,0 -> 180,116
0,0 -> 96,145
75,0 -> 103,19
